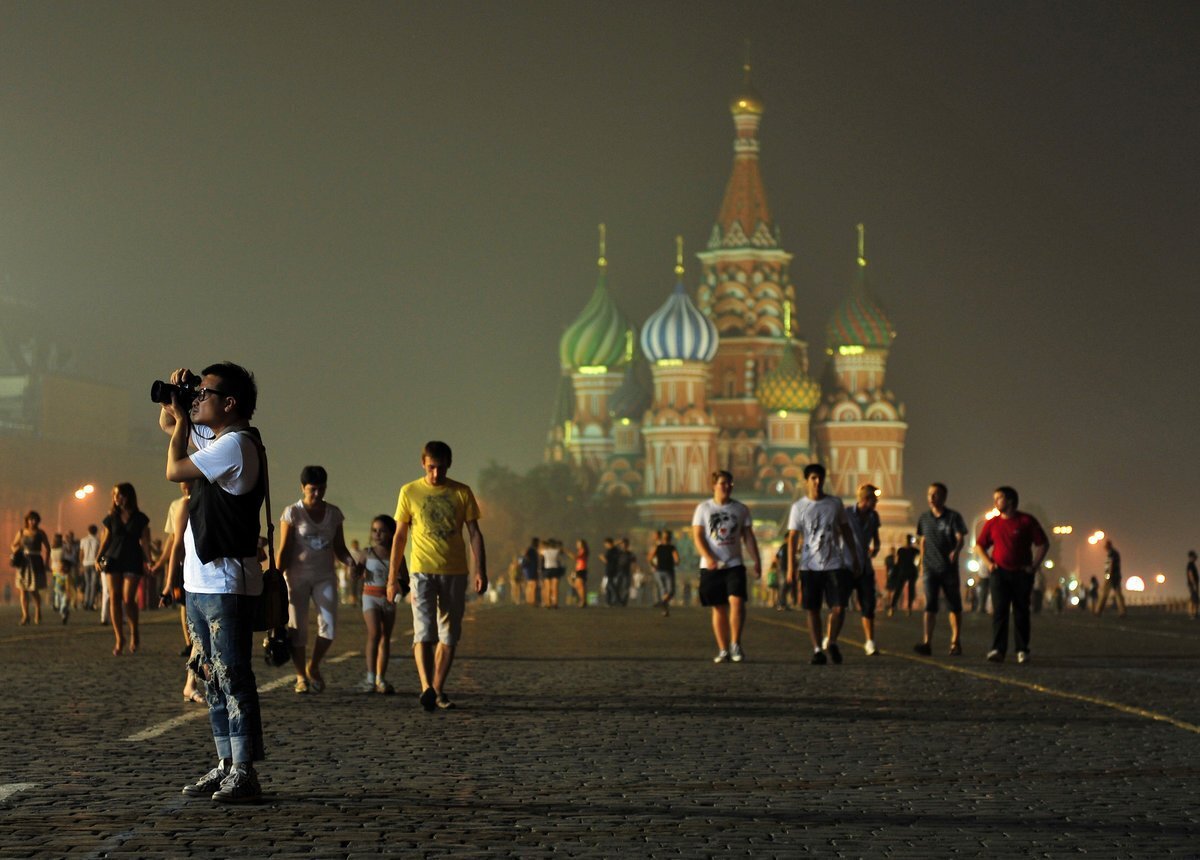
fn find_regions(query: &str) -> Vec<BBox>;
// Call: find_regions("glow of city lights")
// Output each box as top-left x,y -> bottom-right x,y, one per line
967,559 -> 980,572
1087,530 -> 1106,545
74,489 -> 87,499
1044,560 -> 1054,569
1068,579 -> 1078,590
1053,525 -> 1073,535
83,484 -> 95,494
1126,576 -> 1146,592
1155,573 -> 1166,584
985,508 -> 999,520
73,484 -> 96,500
1069,595 -> 1080,606
873,489 -> 881,497
966,578 -> 975,587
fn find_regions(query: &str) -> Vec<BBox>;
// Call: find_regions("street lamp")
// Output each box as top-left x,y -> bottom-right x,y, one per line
57,483 -> 96,532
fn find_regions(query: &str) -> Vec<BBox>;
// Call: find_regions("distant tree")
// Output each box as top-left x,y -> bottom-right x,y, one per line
477,460 -> 637,568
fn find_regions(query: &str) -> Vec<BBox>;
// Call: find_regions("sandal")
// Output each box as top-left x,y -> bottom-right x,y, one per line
307,676 -> 325,694
184,691 -> 205,704
293,678 -> 309,694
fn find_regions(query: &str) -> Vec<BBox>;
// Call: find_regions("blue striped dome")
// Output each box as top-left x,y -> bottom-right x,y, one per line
640,282 -> 719,363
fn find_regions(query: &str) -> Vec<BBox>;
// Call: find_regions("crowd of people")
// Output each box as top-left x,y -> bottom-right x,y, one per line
9,359 -> 1199,807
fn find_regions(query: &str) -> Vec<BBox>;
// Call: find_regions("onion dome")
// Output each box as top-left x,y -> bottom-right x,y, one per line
729,60 -> 764,116
609,351 -> 652,420
827,224 -> 895,350
559,224 -> 633,371
640,237 -> 720,364
757,344 -> 821,412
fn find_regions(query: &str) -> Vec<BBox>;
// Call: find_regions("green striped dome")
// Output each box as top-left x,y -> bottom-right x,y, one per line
826,267 -> 894,350
756,344 -> 821,411
559,269 -> 632,371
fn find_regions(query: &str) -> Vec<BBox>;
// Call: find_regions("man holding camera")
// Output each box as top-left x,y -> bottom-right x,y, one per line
159,363 -> 267,803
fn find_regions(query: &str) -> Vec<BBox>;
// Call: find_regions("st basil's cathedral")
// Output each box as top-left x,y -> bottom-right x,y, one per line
546,64 -> 913,561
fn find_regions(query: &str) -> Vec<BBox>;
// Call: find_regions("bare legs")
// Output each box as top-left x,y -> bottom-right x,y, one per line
364,609 -> 395,683
106,574 -> 125,654
292,636 -> 333,687
122,576 -> 140,652
573,576 -> 587,608
414,641 -> 455,695
710,606 -> 730,652
825,606 -> 845,646
543,577 -> 559,608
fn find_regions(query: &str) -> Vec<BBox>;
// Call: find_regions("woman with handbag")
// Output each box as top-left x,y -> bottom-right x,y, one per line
10,511 -> 50,625
99,483 -> 152,655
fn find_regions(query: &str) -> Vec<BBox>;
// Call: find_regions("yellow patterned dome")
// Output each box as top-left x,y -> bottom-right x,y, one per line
756,344 -> 820,411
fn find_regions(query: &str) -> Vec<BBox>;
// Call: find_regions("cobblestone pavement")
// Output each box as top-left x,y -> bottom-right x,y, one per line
1,599 -> 1198,858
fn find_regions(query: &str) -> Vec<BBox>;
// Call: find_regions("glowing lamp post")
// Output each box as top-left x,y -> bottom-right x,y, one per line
57,484 -> 96,532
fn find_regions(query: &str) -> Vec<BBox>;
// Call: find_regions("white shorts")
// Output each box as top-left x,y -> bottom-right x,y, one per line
411,573 -> 468,646
286,571 -> 338,643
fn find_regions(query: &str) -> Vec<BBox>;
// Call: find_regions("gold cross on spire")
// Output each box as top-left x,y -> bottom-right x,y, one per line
857,223 -> 867,268
675,235 -> 685,277
598,223 -> 607,269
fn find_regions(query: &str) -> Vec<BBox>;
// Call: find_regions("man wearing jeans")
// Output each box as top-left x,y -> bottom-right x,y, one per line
974,485 -> 1048,665
388,440 -> 487,711
161,362 -> 267,803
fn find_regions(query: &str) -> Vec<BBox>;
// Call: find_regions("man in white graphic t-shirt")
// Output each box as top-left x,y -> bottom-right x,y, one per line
691,470 -> 761,664
787,463 -> 860,666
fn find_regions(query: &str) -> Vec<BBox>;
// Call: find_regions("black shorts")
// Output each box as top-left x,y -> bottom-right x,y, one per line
923,568 -> 963,614
800,569 -> 850,610
699,565 -> 748,607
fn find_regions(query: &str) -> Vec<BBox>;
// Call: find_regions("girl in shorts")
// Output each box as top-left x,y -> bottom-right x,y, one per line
354,515 -> 404,694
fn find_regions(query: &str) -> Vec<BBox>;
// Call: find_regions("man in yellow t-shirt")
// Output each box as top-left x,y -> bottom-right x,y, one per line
387,440 -> 487,711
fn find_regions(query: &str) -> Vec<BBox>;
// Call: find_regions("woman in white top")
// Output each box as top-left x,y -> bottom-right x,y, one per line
352,515 -> 405,694
278,465 -> 355,694
540,539 -> 565,609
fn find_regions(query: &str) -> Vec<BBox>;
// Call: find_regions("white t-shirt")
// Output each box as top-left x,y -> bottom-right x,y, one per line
787,495 -> 848,572
182,428 -> 263,595
691,499 -> 753,570
79,534 -> 100,567
362,547 -> 388,589
540,547 -> 562,569
281,500 -> 344,581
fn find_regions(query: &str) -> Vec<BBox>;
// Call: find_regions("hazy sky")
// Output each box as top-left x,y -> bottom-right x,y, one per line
2,2 -> 1197,585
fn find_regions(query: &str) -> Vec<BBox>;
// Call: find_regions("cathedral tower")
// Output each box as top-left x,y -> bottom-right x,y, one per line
814,225 -> 911,547
556,225 -> 632,472
638,238 -> 720,525
695,61 -> 806,486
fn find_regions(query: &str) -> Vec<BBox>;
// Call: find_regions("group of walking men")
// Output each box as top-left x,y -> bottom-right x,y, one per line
690,464 -> 1050,666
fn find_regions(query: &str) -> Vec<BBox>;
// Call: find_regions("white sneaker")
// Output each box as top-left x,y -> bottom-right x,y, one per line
730,643 -> 745,663
864,639 -> 878,656
1017,651 -> 1030,664
713,650 -> 730,664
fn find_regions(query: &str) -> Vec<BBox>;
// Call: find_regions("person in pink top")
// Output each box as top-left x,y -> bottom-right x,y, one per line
974,486 -> 1048,665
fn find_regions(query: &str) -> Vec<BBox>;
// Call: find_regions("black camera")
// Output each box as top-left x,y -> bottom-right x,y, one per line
150,372 -> 201,406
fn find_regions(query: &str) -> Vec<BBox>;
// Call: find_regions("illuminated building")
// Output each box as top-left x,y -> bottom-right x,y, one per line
550,63 -> 912,557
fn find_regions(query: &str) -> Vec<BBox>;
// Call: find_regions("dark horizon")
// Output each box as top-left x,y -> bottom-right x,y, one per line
1,2 -> 1197,592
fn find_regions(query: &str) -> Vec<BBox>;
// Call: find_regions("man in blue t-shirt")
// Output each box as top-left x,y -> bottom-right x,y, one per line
914,482 -> 968,656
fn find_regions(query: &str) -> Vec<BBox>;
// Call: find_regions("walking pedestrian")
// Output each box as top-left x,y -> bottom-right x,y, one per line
601,538 -> 620,606
540,538 -> 565,609
692,470 -> 761,663
50,533 -> 70,623
913,482 -> 968,657
99,483 -> 152,655
387,440 -> 488,712
786,464 -> 860,665
11,511 -> 49,625
278,465 -> 355,694
1093,539 -> 1127,617
571,538 -> 589,608
649,530 -> 680,617
354,515 -> 403,694
842,484 -> 882,656
1187,551 -> 1198,620
888,536 -> 918,615
974,486 -> 1048,664
520,538 -> 540,606
79,524 -> 100,611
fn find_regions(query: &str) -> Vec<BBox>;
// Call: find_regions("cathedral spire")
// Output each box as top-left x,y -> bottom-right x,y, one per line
710,54 -> 775,251
598,222 -> 607,270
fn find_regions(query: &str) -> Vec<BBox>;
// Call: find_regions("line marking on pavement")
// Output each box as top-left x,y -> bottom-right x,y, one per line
123,650 -> 365,741
756,615 -> 1200,736
0,783 -> 38,803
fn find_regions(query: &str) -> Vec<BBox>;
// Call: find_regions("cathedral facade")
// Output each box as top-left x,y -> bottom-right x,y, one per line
548,66 -> 912,560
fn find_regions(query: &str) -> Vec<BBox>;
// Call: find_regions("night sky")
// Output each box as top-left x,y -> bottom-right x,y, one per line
2,2 -> 1197,588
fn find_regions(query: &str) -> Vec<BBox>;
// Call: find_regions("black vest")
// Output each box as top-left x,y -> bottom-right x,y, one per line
188,428 -> 266,566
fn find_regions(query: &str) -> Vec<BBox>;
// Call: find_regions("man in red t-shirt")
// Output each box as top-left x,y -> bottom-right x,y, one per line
974,486 -> 1048,664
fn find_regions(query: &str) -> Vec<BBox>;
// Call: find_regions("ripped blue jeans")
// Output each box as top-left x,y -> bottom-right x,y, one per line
185,592 -> 264,764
